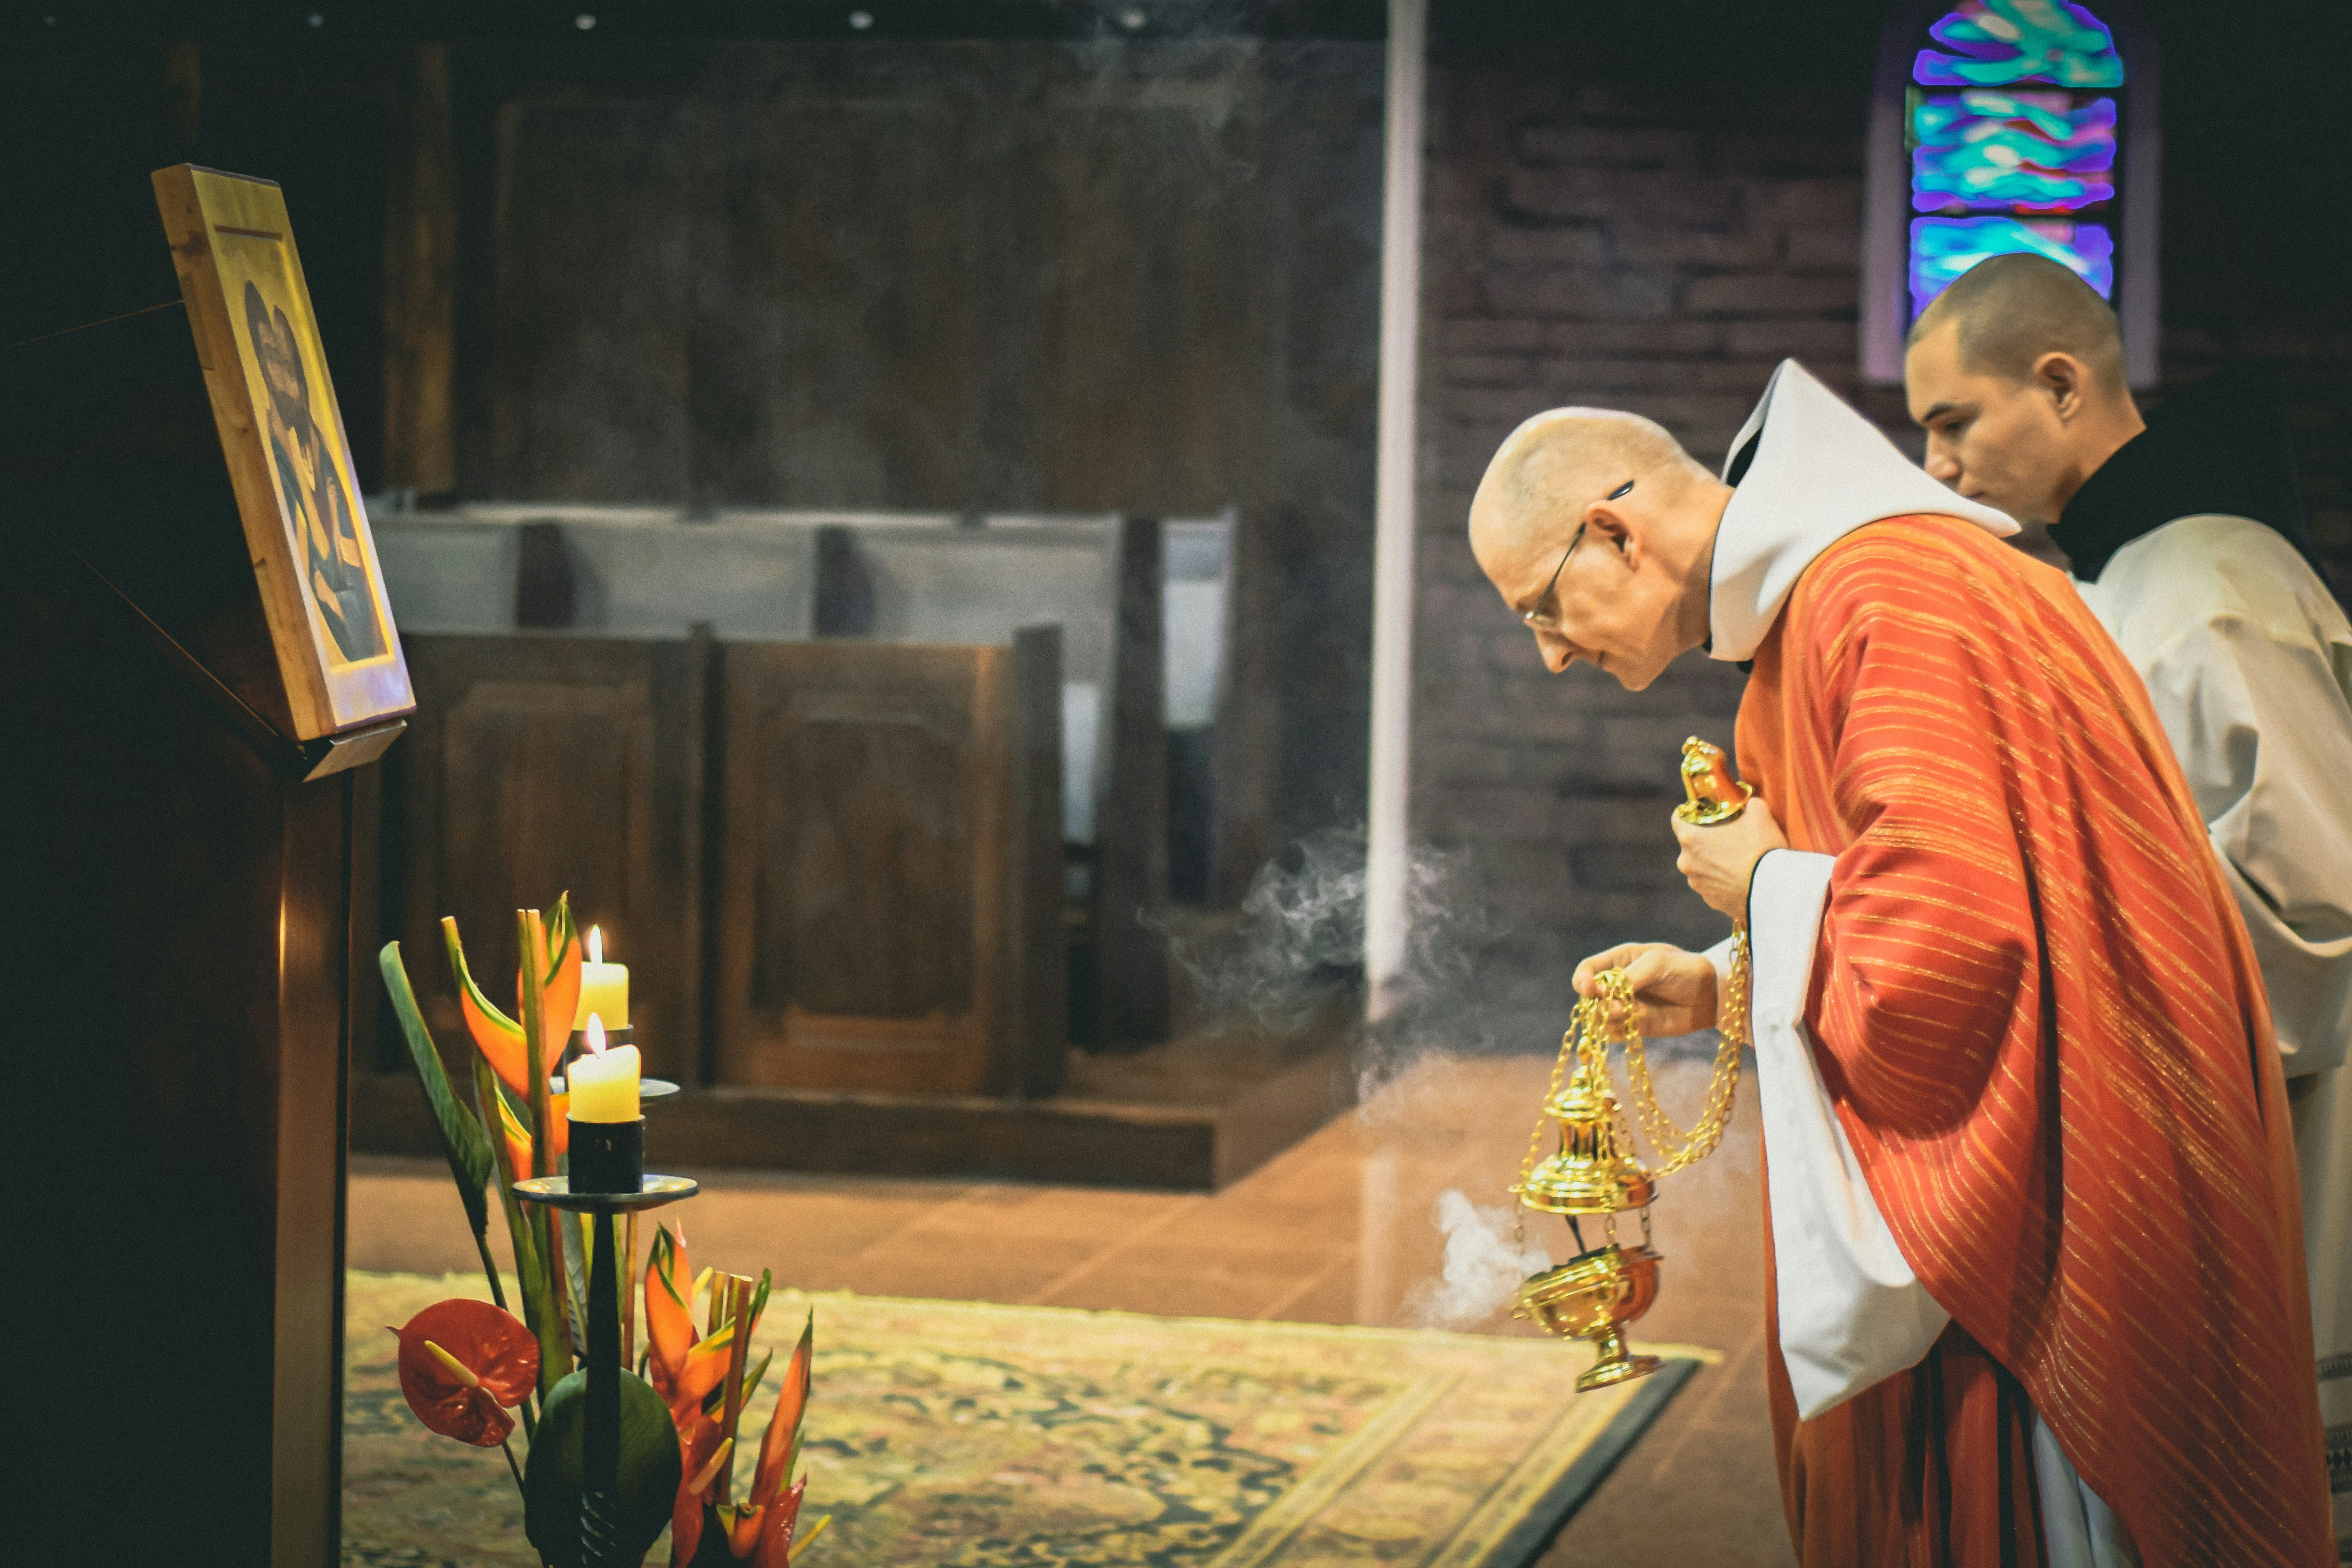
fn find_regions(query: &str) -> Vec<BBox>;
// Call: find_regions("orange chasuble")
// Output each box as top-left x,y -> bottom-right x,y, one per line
1736,513 -> 2330,1566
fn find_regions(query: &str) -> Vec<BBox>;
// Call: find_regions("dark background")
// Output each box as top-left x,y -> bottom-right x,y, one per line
1,1 -> 1390,863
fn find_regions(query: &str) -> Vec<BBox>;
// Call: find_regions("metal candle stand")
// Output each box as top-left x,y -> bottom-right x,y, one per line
515,1074 -> 688,1568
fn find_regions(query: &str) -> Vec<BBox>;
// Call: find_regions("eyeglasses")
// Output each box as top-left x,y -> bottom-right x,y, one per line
1520,480 -> 1632,632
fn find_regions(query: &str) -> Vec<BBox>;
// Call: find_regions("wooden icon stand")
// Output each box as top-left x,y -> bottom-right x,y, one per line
0,167 -> 411,1567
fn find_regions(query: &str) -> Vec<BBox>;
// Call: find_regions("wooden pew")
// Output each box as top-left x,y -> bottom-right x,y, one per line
1163,511 -> 1233,904
374,623 -> 1066,1099
711,630 -> 1065,1096
373,504 -> 1257,1055
371,514 -> 521,634
375,503 -> 826,639
813,513 -> 1173,1045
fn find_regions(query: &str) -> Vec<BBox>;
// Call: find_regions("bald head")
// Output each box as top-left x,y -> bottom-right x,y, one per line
1470,407 -> 1711,552
1909,252 -> 2125,395
1467,406 -> 1729,690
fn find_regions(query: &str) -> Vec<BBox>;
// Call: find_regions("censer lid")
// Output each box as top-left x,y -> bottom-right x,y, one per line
1516,1065 -> 1655,1215
1516,1152 -> 1655,1215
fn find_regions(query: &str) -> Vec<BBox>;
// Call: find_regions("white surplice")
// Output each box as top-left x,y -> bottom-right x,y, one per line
2076,513 -> 2352,1415
1700,360 -> 2135,1564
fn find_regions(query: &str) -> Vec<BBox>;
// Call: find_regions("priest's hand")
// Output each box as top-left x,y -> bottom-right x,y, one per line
1671,793 -> 1788,919
1571,943 -> 1718,1035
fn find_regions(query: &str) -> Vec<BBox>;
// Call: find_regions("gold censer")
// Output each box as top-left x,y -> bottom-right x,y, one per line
1511,738 -> 1753,1390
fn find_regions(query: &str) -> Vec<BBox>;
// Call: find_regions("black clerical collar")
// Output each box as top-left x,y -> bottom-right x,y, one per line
2053,364 -> 2327,587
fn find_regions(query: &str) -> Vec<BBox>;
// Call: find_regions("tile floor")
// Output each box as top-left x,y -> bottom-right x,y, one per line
350,1053 -> 1798,1567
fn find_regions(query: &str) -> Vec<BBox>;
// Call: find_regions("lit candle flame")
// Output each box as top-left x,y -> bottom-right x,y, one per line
587,1014 -> 606,1056
588,925 -> 604,965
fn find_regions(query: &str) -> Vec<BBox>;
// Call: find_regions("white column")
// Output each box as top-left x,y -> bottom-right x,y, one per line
1364,0 -> 1426,1023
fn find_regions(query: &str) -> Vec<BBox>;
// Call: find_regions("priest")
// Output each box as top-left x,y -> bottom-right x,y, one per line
1466,361 -> 2330,1565
1904,255 -> 2352,1455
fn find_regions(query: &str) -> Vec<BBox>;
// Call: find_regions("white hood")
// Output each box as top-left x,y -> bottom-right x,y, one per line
1709,359 -> 2016,662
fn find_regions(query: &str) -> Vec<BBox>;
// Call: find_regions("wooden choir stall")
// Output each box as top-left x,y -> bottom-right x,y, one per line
353,501 -> 1320,1188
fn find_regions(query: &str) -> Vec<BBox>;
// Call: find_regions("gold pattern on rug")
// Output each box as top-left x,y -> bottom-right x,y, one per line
346,1272 -> 1717,1568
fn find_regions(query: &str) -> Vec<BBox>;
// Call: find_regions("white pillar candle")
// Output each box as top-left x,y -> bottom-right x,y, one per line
574,925 -> 630,1031
567,1015 -> 641,1122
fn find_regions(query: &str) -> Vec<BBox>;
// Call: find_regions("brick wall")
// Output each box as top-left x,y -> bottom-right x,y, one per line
1407,36 -> 2352,1045
1410,64 -> 1875,1040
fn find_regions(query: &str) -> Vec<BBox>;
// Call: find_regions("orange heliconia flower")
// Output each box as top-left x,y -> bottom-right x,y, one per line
648,1226 -> 827,1566
645,1226 -> 704,1403
751,1317 -> 813,1522
674,1312 -> 823,1565
393,1299 -> 540,1447
496,1089 -> 571,1177
443,902 -> 584,1101
729,1478 -> 811,1567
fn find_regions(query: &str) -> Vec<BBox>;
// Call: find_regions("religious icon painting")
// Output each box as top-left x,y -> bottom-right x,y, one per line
152,163 -> 413,739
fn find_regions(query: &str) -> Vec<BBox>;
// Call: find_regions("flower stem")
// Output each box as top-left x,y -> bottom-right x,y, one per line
474,1225 -> 510,1313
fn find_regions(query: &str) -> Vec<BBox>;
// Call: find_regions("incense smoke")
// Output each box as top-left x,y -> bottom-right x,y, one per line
1169,825 -> 1504,1074
1170,825 -> 1368,1031
1406,1190 -> 1552,1329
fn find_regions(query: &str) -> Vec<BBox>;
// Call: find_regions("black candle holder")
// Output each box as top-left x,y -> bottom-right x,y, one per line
513,1174 -> 697,1568
567,1118 -> 644,1195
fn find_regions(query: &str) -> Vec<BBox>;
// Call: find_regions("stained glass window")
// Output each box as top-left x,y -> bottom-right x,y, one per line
1904,0 -> 2126,323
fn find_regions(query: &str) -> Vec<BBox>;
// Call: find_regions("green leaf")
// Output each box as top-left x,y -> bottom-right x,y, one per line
378,942 -> 494,1242
481,1052 -> 569,1405
523,1367 -> 682,1568
561,1208 -> 591,1363
746,1268 -> 773,1341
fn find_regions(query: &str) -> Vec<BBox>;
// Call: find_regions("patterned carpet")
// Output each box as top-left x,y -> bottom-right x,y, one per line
345,1271 -> 1714,1568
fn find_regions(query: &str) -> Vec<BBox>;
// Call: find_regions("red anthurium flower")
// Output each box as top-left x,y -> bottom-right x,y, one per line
393,1299 -> 539,1447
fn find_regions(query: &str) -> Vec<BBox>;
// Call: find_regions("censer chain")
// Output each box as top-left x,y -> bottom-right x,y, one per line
1515,1010 -> 1582,1246
1594,930 -> 1750,1178
1514,928 -> 1750,1243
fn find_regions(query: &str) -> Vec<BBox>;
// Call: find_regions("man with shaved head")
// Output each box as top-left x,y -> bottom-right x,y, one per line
1470,361 -> 2329,1565
1908,253 -> 2352,1486
1466,408 -> 1719,691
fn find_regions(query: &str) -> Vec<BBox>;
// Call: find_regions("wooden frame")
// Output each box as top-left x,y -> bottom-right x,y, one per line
153,163 -> 414,737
